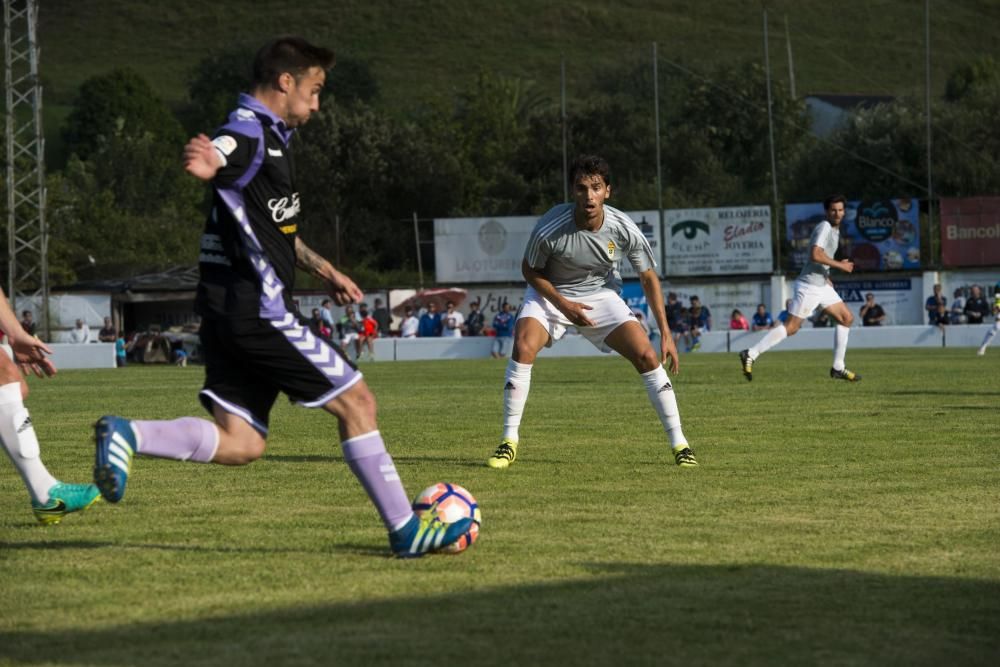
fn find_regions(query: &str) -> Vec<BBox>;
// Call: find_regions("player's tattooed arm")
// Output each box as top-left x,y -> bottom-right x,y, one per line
294,237 -> 328,276
295,238 -> 363,305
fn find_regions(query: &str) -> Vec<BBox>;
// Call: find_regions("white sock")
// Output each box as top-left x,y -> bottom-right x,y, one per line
748,324 -> 787,360
501,359 -> 532,442
832,324 -> 850,371
0,382 -> 56,504
981,323 -> 998,349
641,366 -> 687,448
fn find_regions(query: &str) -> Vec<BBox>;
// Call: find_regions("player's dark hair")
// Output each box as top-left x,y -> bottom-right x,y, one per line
823,194 -> 847,210
569,154 -> 611,187
252,37 -> 335,87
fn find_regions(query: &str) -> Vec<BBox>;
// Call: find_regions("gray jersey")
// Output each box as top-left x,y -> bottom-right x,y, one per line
524,203 -> 656,297
798,220 -> 840,286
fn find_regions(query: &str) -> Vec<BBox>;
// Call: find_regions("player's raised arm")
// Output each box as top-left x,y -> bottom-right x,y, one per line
521,259 -> 595,327
183,133 -> 223,181
295,237 -> 363,305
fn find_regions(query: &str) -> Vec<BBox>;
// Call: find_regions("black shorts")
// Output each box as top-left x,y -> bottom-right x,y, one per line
198,315 -> 361,435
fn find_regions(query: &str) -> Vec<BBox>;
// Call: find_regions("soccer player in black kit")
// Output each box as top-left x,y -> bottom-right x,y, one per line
92,37 -> 474,557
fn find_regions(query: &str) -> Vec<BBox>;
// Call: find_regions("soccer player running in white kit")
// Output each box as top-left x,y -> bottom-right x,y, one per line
487,155 -> 697,469
739,194 -> 861,382
976,283 -> 1000,356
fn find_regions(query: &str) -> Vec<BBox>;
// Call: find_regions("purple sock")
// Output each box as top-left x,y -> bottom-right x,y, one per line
341,431 -> 413,531
132,418 -> 219,463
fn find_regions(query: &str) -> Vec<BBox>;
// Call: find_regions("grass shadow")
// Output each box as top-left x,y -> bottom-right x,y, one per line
1,563 -> 996,666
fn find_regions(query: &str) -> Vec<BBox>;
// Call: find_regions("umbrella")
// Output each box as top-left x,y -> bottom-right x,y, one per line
391,288 -> 468,316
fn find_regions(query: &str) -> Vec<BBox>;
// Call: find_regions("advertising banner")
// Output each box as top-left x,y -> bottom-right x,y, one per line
832,278 -> 922,325
785,198 -> 920,272
434,210 -> 663,283
940,197 -> 1000,267
433,216 -> 536,283
664,206 -> 773,276
659,280 -> 771,331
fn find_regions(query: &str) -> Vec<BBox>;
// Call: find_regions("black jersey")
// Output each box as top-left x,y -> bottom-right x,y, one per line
195,94 -> 301,320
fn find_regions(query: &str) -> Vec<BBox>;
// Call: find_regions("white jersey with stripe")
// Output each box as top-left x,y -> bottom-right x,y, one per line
524,203 -> 657,297
798,220 -> 840,287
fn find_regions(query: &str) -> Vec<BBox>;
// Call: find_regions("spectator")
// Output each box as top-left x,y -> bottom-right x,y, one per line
400,306 -> 419,338
964,285 -> 990,324
687,295 -> 711,351
812,311 -> 832,328
777,298 -> 792,324
19,310 -> 35,336
950,288 -> 966,324
339,305 -> 362,359
320,298 -> 336,333
98,316 -> 116,343
309,308 -> 332,340
730,309 -> 750,331
491,302 -> 515,359
371,298 -> 391,337
675,306 -> 691,348
465,300 -> 485,337
171,338 -> 188,367
633,309 -> 651,337
358,303 -> 378,361
931,302 -> 951,330
860,293 -> 887,326
418,302 -> 442,337
442,301 -> 464,338
115,333 -> 127,367
751,303 -> 773,331
665,292 -> 684,332
925,283 -> 946,324
69,319 -> 90,344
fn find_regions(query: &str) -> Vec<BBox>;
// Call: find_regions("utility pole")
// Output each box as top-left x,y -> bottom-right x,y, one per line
561,58 -> 568,203
763,8 -> 781,273
653,42 -> 665,273
784,14 -> 796,98
925,0 -> 935,265
3,0 -> 49,339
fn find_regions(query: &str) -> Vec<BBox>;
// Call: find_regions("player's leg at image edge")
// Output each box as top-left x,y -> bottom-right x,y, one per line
0,382 -> 100,524
978,321 -> 999,356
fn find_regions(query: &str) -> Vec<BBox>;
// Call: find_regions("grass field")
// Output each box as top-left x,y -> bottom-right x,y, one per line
1,349 -> 998,666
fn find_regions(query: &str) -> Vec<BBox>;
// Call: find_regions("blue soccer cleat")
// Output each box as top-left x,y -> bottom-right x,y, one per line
93,415 -> 138,503
389,513 -> 477,558
32,482 -> 101,525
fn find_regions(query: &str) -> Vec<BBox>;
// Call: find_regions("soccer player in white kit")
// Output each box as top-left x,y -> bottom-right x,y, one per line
487,155 -> 697,469
976,284 -> 1000,356
739,194 -> 861,382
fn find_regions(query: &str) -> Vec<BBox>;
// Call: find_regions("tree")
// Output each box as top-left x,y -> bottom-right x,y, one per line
183,45 -> 380,134
63,69 -> 185,159
945,56 -> 1000,103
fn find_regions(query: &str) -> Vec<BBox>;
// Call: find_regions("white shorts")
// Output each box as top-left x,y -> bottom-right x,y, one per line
518,286 -> 636,353
341,333 -> 359,345
788,281 -> 842,319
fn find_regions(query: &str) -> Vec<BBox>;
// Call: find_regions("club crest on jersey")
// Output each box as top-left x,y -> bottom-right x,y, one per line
607,240 -> 616,258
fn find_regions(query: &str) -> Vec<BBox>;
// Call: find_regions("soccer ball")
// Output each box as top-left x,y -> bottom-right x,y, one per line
412,482 -> 481,554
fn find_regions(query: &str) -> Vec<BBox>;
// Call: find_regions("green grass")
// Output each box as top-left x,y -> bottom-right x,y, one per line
1,349 -> 998,666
